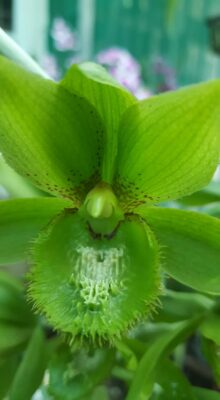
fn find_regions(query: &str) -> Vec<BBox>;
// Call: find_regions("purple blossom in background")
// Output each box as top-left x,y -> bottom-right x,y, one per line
96,47 -> 152,99
134,86 -> 152,100
51,18 -> 79,52
154,57 -> 177,92
41,54 -> 60,81
97,47 -> 140,91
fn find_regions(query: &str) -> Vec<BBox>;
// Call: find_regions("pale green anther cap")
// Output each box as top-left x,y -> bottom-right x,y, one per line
85,182 -> 119,219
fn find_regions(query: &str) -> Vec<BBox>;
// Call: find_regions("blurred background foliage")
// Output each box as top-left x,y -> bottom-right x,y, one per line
1,0 -> 220,92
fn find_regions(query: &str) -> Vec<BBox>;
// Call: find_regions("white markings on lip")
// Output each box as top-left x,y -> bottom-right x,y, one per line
76,246 -> 125,277
69,246 -> 127,306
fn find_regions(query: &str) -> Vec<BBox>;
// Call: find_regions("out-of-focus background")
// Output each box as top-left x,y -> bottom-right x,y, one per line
1,0 -> 220,97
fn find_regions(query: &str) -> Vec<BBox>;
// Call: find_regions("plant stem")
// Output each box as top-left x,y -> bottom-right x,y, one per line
0,27 -> 50,79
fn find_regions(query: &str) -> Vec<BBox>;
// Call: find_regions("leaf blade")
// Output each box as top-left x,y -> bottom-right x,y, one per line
0,155 -> 44,198
126,318 -> 200,400
0,197 -> 71,264
193,387 -> 220,400
151,359 -> 196,400
0,270 -> 35,325
9,327 -> 48,400
139,207 -> 220,294
0,355 -> 19,399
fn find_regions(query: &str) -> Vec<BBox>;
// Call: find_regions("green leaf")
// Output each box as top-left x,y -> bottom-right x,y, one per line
178,191 -> 220,207
115,81 -> 220,209
0,56 -> 105,202
61,62 -> 136,182
9,327 -> 48,400
89,386 -> 109,400
200,311 -> 220,345
47,344 -> 114,400
197,202 -> 220,218
115,339 -> 138,371
205,181 -> 220,197
0,268 -> 23,291
0,355 -> 19,399
179,181 -> 220,207
155,290 -> 214,323
0,197 -> 71,264
139,207 -> 220,294
0,270 -> 35,325
0,155 -> 44,198
150,359 -> 196,400
0,322 -> 32,356
193,387 -> 220,399
126,318 -> 200,400
201,336 -> 220,386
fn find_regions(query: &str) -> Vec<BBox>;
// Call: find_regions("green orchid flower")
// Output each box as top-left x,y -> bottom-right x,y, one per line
1,55 -> 220,343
